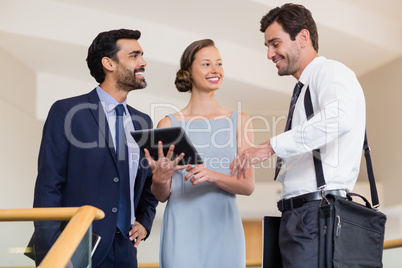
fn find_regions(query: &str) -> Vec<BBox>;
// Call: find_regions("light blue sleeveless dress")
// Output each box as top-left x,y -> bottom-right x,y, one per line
159,112 -> 246,268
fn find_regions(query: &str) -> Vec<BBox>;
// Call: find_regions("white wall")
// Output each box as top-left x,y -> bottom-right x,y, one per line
360,56 -> 402,207
0,47 -> 41,208
360,56 -> 402,266
0,47 -> 42,266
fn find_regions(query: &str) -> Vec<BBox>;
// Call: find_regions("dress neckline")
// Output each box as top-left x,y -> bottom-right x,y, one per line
171,111 -> 235,123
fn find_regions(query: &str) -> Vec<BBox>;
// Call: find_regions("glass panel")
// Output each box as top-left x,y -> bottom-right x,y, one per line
0,221 -> 36,267
69,225 -> 92,268
0,221 -> 92,268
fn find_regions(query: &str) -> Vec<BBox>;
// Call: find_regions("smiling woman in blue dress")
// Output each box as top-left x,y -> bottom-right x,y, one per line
144,39 -> 255,268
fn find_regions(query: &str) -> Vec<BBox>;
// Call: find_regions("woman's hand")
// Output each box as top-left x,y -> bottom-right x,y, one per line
145,141 -> 188,181
146,141 -> 189,202
230,140 -> 274,179
184,164 -> 217,185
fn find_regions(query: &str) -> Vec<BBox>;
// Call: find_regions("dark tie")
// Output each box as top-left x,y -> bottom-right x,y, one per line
274,81 -> 304,180
115,104 -> 131,235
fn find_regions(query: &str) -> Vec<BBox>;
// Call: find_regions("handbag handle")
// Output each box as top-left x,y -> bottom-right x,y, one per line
304,86 -> 380,207
346,192 -> 373,208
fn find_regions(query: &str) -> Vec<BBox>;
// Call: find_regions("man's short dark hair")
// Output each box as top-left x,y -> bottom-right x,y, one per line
86,29 -> 141,83
260,3 -> 319,52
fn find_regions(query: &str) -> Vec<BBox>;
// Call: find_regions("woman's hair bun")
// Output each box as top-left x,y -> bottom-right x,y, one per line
175,69 -> 192,92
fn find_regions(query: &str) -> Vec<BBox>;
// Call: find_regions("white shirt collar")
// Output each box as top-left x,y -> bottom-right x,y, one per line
299,56 -> 326,85
96,85 -> 128,114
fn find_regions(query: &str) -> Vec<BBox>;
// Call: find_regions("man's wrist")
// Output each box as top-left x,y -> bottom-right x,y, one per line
265,139 -> 275,157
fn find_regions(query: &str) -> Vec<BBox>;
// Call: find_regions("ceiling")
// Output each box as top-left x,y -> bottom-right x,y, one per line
1,0 -> 401,120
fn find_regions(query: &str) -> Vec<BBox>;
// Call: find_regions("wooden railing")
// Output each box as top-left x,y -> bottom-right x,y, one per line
0,206 -> 104,268
384,238 -> 402,250
0,206 -> 400,268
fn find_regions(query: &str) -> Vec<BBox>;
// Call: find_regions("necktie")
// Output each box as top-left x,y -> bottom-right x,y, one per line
274,81 -> 304,180
115,104 -> 131,235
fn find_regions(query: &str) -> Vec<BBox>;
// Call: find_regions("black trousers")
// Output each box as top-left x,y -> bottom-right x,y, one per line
279,200 -> 320,268
97,231 -> 138,268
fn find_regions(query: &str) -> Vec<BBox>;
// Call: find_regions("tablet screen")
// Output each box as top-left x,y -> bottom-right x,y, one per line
131,127 -> 203,165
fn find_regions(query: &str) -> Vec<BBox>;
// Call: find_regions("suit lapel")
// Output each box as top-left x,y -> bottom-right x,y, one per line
127,105 -> 147,204
128,108 -> 143,131
87,89 -> 118,164
127,105 -> 147,170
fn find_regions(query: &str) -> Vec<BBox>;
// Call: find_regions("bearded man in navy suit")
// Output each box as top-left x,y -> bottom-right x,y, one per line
33,29 -> 158,268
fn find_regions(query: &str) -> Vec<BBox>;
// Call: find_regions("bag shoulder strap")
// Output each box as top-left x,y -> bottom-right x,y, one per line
304,88 -> 326,189
304,86 -> 380,207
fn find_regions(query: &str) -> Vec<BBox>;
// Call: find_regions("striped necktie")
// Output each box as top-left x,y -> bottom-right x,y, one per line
274,81 -> 304,180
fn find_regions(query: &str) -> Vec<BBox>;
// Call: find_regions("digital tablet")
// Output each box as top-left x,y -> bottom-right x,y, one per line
131,127 -> 203,165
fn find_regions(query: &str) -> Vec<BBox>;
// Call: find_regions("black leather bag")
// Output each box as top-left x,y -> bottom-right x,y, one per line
304,87 -> 387,268
319,193 -> 386,268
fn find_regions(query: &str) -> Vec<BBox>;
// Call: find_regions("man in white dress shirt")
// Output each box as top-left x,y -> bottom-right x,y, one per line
230,4 -> 365,268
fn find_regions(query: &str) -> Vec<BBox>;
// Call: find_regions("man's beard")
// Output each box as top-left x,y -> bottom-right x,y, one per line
116,66 -> 147,92
277,43 -> 300,77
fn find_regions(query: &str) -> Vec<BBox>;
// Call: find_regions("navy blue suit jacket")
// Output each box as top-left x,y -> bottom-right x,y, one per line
33,89 -> 158,266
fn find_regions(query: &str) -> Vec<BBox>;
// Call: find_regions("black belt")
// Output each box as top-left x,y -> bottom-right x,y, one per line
277,189 -> 347,212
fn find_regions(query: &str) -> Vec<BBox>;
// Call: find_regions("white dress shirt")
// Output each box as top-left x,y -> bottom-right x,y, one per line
96,86 -> 139,225
271,56 -> 366,199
